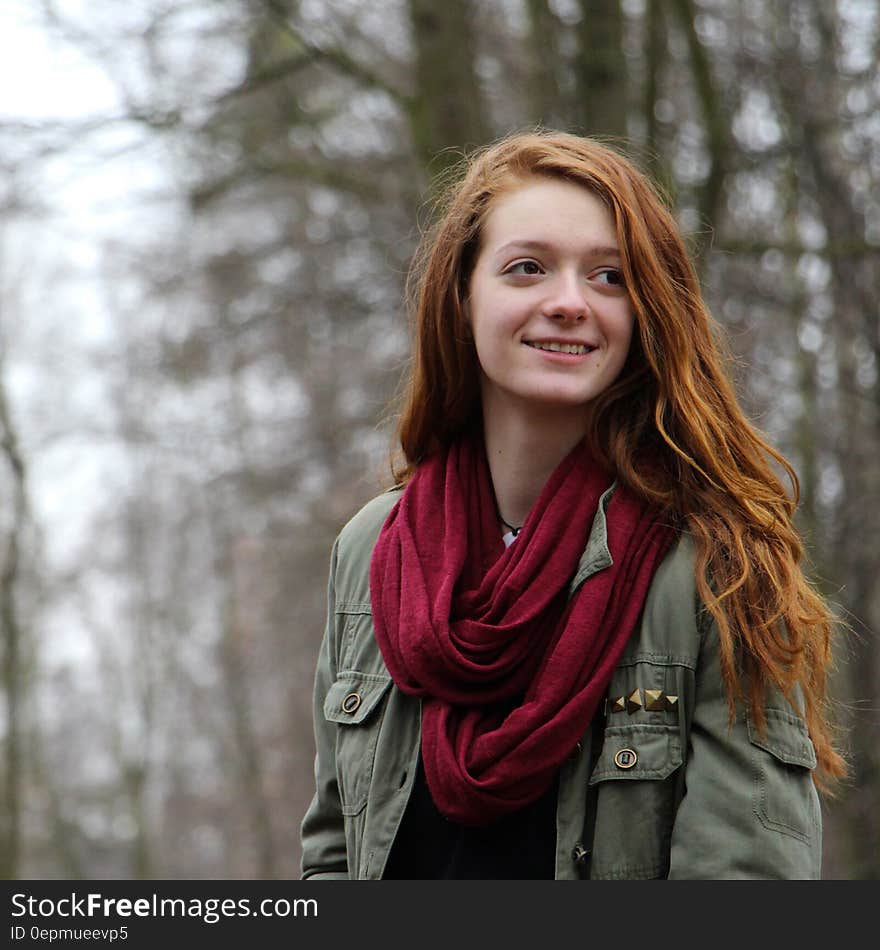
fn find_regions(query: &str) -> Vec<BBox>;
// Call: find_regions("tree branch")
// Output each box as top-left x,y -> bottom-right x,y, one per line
261,0 -> 411,106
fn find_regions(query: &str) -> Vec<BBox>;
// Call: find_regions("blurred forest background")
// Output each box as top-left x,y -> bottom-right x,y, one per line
0,0 -> 877,880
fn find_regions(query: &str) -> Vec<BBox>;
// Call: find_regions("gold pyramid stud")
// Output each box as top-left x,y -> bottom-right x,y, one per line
644,689 -> 665,712
665,694 -> 679,711
610,695 -> 626,714
626,688 -> 643,714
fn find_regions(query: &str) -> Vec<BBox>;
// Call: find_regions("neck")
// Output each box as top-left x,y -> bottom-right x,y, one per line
481,401 -> 590,531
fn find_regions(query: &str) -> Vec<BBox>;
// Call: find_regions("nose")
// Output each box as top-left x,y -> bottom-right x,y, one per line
541,271 -> 588,323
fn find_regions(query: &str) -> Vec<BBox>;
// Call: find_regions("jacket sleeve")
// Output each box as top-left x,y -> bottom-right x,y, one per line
668,613 -> 823,879
300,539 -> 350,880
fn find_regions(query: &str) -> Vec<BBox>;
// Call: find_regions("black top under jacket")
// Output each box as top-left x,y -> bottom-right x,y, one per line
382,757 -> 558,880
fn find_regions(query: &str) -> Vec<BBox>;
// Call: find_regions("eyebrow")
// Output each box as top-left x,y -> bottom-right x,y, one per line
492,239 -> 621,260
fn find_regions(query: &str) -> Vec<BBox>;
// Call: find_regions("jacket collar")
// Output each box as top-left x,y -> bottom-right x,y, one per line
568,482 -> 616,596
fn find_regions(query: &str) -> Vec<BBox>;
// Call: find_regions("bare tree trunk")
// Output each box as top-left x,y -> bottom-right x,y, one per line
775,2 -> 880,878
643,0 -> 666,171
29,738 -> 86,878
407,0 -> 489,174
575,0 -> 627,139
0,369 -> 27,879
219,538 -> 278,879
525,0 -> 565,128
667,0 -> 729,248
211,359 -> 280,879
779,160 -> 821,559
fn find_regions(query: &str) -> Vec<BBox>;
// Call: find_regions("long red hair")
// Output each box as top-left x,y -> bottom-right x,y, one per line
391,129 -> 846,789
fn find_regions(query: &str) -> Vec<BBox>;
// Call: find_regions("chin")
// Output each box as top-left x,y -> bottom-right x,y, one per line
528,388 -> 599,407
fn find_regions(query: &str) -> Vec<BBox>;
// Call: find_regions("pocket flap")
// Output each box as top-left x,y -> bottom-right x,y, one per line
747,708 -> 817,769
588,724 -> 682,784
324,673 -> 392,725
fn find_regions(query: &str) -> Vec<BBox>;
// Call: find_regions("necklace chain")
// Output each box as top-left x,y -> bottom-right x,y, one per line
493,492 -> 523,536
498,512 -> 523,537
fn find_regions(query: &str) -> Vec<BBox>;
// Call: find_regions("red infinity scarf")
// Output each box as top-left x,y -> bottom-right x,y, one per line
369,432 -> 676,826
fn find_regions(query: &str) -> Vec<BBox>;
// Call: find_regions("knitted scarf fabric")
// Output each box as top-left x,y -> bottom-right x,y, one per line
369,432 -> 676,826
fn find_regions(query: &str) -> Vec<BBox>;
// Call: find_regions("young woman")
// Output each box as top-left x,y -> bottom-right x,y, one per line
299,130 -> 846,880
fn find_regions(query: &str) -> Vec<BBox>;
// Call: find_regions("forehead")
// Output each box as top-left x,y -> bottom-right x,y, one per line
480,176 -> 616,251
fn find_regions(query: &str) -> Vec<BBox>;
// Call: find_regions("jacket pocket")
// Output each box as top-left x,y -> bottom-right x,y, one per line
747,707 -> 819,843
588,723 -> 683,784
587,723 -> 683,879
324,672 -> 393,817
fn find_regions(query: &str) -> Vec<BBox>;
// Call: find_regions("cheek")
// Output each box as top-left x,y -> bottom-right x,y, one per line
470,318 -> 512,381
468,292 -> 504,349
613,308 -> 636,349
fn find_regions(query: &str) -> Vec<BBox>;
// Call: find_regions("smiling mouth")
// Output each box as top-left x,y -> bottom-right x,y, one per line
523,341 -> 597,355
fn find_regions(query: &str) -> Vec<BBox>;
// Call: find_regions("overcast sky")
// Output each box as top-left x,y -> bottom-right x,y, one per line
1,2 -> 141,669
0,1 -> 121,120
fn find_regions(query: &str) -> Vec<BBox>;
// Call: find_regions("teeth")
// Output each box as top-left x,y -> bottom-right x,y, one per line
526,341 -> 594,354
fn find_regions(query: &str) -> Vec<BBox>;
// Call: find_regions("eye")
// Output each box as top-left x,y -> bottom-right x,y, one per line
504,259 -> 544,276
594,268 -> 625,288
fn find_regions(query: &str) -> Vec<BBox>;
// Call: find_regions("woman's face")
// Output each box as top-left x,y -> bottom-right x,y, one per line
466,176 -> 635,424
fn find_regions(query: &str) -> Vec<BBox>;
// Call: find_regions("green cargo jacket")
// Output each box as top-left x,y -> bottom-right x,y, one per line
300,486 -> 822,880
